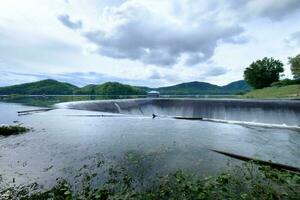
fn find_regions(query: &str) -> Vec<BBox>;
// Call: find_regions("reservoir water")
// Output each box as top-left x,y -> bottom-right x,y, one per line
0,97 -> 300,188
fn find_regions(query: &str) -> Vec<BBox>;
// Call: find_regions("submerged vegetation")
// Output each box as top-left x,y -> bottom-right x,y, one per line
0,125 -> 29,136
1,160 -> 299,200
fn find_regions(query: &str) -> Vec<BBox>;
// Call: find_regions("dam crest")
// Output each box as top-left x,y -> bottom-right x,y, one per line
57,98 -> 300,127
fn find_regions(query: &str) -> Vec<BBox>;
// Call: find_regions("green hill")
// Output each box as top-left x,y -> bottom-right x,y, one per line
74,82 -> 146,95
244,84 -> 300,99
138,80 -> 250,95
0,79 -> 78,95
156,81 -> 221,95
0,79 -> 250,95
222,80 -> 251,93
74,84 -> 97,95
0,80 -> 145,96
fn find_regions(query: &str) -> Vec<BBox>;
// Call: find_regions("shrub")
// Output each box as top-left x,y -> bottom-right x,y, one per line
271,78 -> 300,87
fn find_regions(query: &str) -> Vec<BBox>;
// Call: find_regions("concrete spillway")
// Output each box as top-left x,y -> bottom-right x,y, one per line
57,98 -> 300,127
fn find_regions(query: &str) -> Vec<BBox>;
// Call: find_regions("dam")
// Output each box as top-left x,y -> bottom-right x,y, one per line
58,98 -> 300,127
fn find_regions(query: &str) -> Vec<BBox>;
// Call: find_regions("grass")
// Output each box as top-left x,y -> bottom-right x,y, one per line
1,160 -> 299,200
244,84 -> 300,99
0,125 -> 29,136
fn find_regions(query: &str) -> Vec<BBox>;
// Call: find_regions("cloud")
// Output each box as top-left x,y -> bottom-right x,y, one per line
222,35 -> 250,44
82,1 -> 244,66
148,70 -> 162,80
284,30 -> 300,48
246,0 -> 300,21
57,0 -> 300,69
58,14 -> 82,30
147,69 -> 179,82
1,0 -> 300,87
0,71 -> 117,87
0,71 -> 163,87
81,0 -> 300,67
202,66 -> 228,76
288,31 -> 300,44
0,71 -> 40,87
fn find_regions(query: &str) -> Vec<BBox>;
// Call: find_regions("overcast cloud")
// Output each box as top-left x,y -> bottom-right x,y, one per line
83,1 -> 244,66
58,14 -> 82,30
0,0 -> 300,87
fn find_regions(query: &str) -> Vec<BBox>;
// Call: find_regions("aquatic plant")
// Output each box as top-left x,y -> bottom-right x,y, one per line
1,160 -> 299,200
0,125 -> 29,136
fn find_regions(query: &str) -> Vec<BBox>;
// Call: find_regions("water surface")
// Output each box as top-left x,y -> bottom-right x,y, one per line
0,99 -> 299,189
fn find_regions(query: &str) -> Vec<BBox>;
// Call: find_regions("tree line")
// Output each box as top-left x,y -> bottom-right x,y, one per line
244,54 -> 300,89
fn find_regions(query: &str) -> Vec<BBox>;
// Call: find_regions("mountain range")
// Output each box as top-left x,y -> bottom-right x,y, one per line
141,80 -> 250,95
0,79 -> 250,95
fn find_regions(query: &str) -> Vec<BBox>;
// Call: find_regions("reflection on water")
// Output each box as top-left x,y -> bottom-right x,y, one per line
0,95 -> 145,107
0,95 -> 240,107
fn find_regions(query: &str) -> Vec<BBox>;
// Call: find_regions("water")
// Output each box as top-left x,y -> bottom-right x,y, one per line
60,98 -> 300,127
0,97 -> 300,189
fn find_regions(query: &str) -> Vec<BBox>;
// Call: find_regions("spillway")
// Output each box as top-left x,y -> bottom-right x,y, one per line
57,98 -> 300,127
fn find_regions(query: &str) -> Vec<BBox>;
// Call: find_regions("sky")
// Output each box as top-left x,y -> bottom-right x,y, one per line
0,0 -> 300,87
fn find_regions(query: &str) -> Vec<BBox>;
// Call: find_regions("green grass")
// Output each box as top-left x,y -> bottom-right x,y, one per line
244,84 -> 300,99
0,125 -> 29,136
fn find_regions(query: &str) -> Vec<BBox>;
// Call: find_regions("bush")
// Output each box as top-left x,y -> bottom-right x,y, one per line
271,78 -> 300,87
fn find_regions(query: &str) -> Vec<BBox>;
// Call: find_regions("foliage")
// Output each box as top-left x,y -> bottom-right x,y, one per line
142,80 -> 251,95
271,78 -> 300,87
0,79 -> 78,95
0,79 -> 251,96
0,125 -> 29,136
1,161 -> 300,200
0,180 -> 72,200
155,81 -> 221,95
0,80 -> 145,96
289,54 -> 300,79
244,57 -> 284,89
244,84 -> 300,99
74,82 -> 146,95
221,80 -> 251,93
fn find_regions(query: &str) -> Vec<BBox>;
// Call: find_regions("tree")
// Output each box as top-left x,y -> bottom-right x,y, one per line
244,57 -> 284,89
288,54 -> 300,79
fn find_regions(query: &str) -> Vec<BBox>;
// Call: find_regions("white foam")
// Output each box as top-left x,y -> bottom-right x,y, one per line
204,118 -> 300,130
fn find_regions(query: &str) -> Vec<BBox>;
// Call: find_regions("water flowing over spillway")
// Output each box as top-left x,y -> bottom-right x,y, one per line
57,98 -> 300,127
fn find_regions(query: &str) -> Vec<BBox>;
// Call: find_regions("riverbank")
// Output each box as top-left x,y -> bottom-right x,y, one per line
244,84 -> 300,99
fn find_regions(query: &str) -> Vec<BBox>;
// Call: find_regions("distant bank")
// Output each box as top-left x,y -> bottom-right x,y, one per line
244,84 -> 300,99
0,79 -> 250,95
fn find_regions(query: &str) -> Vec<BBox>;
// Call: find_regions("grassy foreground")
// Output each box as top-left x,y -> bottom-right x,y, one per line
1,161 -> 299,200
0,125 -> 29,136
244,84 -> 300,99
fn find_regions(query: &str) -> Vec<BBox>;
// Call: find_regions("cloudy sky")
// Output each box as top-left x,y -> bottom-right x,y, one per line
0,0 -> 300,87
